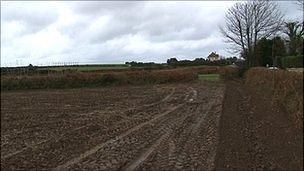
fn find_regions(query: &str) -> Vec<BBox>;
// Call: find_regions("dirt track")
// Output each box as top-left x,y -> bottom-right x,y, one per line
1,82 -> 225,170
215,80 -> 303,171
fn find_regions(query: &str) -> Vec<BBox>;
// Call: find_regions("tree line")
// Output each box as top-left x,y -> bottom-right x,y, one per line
125,57 -> 239,68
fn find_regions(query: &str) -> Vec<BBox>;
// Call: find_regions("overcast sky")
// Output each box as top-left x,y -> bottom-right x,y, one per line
1,1 -> 302,66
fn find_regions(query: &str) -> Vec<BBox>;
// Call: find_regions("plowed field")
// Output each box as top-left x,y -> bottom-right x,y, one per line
1,82 -> 225,170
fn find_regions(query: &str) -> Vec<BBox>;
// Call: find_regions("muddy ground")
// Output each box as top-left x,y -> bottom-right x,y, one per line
1,80 -> 303,170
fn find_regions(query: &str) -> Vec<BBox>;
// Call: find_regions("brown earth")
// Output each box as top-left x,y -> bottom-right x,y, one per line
1,80 -> 303,170
1,81 -> 225,170
214,80 -> 303,171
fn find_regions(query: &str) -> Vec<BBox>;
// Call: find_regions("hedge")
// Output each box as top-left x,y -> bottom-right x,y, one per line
1,66 -> 239,91
281,55 -> 303,68
245,67 -> 303,130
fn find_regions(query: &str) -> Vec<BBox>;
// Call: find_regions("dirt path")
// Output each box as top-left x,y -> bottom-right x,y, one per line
1,82 -> 225,170
214,80 -> 303,170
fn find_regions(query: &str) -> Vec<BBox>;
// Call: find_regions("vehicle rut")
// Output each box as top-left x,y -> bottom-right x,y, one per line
54,87 -> 196,170
2,82 -> 225,171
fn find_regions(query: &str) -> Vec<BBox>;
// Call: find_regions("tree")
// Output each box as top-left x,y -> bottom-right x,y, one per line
255,37 -> 286,67
283,21 -> 304,55
295,0 -> 304,12
294,0 -> 304,39
28,64 -> 34,70
256,38 -> 272,66
167,58 -> 178,66
220,1 -> 284,67
271,37 -> 287,67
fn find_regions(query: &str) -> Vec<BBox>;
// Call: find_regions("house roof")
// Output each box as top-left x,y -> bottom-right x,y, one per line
208,52 -> 219,58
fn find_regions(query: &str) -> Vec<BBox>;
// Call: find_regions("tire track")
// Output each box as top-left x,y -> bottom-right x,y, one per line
53,87 -> 195,171
123,132 -> 170,171
122,108 -> 195,171
134,85 -> 225,171
53,104 -> 184,171
117,87 -> 176,114
1,87 -> 176,161
2,85 -> 209,170
78,87 -> 176,120
1,123 -> 92,160
120,87 -> 198,171
74,88 -> 196,171
207,86 -> 226,171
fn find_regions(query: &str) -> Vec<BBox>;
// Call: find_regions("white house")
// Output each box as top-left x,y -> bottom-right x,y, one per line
207,52 -> 220,61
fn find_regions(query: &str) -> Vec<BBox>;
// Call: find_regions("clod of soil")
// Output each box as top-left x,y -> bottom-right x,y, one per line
1,82 -> 225,170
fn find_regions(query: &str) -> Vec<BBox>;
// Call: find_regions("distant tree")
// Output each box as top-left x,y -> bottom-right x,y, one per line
28,64 -> 34,70
167,58 -> 178,66
283,21 -> 304,55
220,1 -> 284,67
165,57 -> 238,67
225,57 -> 238,64
125,61 -> 163,68
193,58 -> 207,65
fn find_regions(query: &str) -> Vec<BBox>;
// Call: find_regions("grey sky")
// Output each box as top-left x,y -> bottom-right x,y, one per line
1,1 -> 302,66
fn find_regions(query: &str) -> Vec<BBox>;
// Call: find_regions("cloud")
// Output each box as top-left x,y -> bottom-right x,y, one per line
1,1 -> 59,35
278,1 -> 303,21
1,1 -> 302,66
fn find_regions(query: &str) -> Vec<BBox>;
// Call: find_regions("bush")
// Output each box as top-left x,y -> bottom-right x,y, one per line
281,55 -> 303,68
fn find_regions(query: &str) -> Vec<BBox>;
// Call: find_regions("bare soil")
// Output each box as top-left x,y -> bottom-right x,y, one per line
214,80 -> 303,171
1,80 -> 302,170
1,82 -> 225,170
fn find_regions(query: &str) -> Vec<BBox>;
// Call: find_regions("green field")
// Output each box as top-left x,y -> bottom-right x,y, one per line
38,64 -> 130,71
198,74 -> 220,81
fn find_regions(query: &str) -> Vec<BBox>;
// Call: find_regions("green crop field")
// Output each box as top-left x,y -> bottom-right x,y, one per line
198,74 -> 220,81
38,64 -> 130,71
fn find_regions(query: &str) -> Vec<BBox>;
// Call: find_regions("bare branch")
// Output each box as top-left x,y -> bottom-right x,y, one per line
295,0 -> 304,11
219,1 -> 284,66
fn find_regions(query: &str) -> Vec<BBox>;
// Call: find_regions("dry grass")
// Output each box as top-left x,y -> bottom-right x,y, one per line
1,66 -> 238,91
245,67 -> 303,130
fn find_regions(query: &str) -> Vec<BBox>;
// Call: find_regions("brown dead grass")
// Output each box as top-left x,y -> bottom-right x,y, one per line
245,67 -> 303,130
1,66 -> 238,91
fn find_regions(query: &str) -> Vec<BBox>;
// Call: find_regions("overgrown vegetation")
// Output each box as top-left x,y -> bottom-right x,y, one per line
1,66 -> 238,90
245,67 -> 303,130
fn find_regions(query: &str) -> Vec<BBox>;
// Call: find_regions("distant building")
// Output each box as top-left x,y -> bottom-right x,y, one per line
207,52 -> 220,61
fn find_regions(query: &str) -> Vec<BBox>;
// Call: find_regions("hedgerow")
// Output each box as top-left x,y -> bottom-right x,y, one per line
1,66 -> 238,90
245,67 -> 303,130
281,55 -> 303,68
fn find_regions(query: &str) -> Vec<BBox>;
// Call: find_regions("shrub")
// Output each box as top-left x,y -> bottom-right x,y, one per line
281,55 -> 303,68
